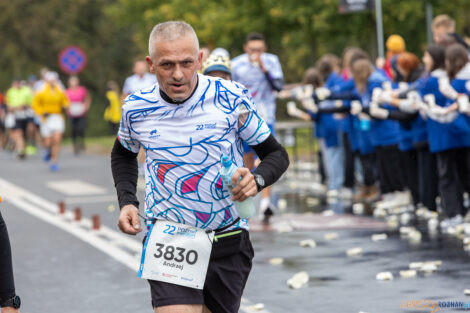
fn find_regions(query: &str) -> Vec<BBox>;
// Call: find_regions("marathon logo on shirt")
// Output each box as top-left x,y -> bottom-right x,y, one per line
176,226 -> 197,238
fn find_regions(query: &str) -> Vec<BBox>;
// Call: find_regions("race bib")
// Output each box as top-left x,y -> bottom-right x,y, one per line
69,102 -> 86,117
138,220 -> 214,290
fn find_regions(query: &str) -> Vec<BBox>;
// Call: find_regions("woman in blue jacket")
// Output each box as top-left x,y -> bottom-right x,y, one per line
379,45 -> 445,212
423,43 -> 470,227
350,58 -> 404,199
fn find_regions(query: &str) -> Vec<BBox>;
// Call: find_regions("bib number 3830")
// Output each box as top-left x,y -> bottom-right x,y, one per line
138,220 -> 214,290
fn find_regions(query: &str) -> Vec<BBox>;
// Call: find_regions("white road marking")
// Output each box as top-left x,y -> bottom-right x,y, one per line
0,177 -> 268,313
46,179 -> 107,196
64,195 -> 118,205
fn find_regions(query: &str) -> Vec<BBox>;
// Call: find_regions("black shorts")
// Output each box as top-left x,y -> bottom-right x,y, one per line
146,229 -> 254,313
12,118 -> 28,131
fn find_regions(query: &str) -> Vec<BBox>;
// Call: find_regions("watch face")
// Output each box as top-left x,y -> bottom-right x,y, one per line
13,296 -> 21,308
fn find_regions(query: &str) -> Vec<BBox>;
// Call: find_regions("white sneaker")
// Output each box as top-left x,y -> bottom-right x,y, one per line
327,189 -> 339,198
440,215 -> 463,230
340,188 -> 354,200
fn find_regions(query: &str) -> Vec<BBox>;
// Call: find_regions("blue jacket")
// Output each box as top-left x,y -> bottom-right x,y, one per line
362,71 -> 399,147
422,65 -> 470,153
310,72 -> 343,148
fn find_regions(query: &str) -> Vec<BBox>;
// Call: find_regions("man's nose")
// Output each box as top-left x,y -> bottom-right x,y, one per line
173,65 -> 184,81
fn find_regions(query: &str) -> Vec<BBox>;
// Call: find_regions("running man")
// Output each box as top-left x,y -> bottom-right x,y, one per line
5,79 -> 34,159
32,72 -> 69,172
122,60 -> 157,100
231,32 -> 284,223
111,21 -> 289,313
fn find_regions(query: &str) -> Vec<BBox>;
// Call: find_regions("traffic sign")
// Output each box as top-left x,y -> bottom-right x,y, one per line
58,46 -> 87,74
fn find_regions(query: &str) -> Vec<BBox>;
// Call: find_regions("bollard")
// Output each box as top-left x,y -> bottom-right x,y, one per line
58,201 -> 66,214
74,207 -> 82,221
92,214 -> 101,230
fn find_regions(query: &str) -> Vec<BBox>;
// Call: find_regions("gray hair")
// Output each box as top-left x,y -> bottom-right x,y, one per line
148,21 -> 199,59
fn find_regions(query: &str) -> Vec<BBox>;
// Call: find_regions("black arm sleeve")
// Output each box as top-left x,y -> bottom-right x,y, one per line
251,134 -> 290,188
317,90 -> 360,102
264,72 -> 283,92
0,211 -> 15,303
111,138 -> 140,209
317,106 -> 350,114
388,110 -> 419,122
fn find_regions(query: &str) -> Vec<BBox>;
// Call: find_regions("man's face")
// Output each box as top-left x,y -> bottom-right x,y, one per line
207,70 -> 231,81
433,26 -> 449,44
134,61 -> 148,77
244,40 -> 266,60
147,36 -> 201,101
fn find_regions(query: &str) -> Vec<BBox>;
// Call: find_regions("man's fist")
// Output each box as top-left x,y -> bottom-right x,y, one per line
118,205 -> 142,235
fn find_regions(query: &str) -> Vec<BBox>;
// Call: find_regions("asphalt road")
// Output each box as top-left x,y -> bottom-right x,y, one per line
1,148 -> 470,313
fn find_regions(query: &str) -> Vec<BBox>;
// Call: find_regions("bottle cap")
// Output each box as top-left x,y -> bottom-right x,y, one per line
221,155 -> 232,168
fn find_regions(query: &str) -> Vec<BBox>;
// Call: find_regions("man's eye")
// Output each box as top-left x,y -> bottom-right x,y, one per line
183,60 -> 193,66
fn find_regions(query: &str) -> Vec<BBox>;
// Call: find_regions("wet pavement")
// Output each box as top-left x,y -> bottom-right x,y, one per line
1,150 -> 470,313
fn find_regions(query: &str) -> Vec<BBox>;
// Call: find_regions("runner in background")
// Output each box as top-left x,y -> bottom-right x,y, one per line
5,79 -> 34,159
122,60 -> 157,100
202,53 -> 232,80
122,60 -> 158,175
32,72 -> 69,172
232,32 -> 284,223
104,81 -> 122,135
65,76 -> 91,155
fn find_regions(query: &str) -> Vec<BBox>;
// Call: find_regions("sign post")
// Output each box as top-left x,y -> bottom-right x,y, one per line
374,0 -> 384,58
58,46 -> 87,75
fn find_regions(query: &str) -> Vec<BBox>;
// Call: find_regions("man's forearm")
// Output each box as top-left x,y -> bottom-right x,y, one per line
111,138 -> 139,209
251,134 -> 290,188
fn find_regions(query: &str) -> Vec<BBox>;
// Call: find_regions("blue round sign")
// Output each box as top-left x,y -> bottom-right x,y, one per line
58,46 -> 87,74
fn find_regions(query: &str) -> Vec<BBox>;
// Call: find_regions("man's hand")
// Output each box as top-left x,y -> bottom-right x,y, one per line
250,53 -> 265,72
118,205 -> 142,235
230,168 -> 257,202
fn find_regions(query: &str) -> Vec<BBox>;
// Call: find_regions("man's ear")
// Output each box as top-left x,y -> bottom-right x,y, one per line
146,56 -> 155,73
197,51 -> 203,71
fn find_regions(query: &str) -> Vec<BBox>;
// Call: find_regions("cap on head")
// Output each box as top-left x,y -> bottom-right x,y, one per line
211,48 -> 230,59
202,54 -> 231,76
386,35 -> 405,53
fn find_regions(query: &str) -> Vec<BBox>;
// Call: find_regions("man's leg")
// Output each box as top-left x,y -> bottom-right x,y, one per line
50,132 -> 62,164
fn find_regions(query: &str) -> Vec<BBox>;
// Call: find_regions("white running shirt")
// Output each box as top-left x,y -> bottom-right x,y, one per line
118,74 -> 271,231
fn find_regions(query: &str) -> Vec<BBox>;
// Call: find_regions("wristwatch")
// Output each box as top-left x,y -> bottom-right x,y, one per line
253,174 -> 265,192
0,295 -> 21,309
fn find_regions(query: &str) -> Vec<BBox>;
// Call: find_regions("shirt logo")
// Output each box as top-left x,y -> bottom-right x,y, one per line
195,123 -> 217,131
149,129 -> 160,139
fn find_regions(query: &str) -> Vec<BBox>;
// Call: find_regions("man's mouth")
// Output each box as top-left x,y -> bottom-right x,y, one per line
170,83 -> 184,89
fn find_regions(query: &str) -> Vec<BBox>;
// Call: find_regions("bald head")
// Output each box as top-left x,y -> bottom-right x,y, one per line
148,21 -> 199,60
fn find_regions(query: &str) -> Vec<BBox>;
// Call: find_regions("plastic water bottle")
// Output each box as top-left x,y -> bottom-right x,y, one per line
220,155 -> 256,219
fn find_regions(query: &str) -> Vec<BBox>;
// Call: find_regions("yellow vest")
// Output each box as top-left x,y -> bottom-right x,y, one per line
104,90 -> 121,123
32,83 -> 69,115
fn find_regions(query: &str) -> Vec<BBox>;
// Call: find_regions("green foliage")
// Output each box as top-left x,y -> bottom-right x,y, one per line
108,0 -> 470,83
1,0 -> 469,136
